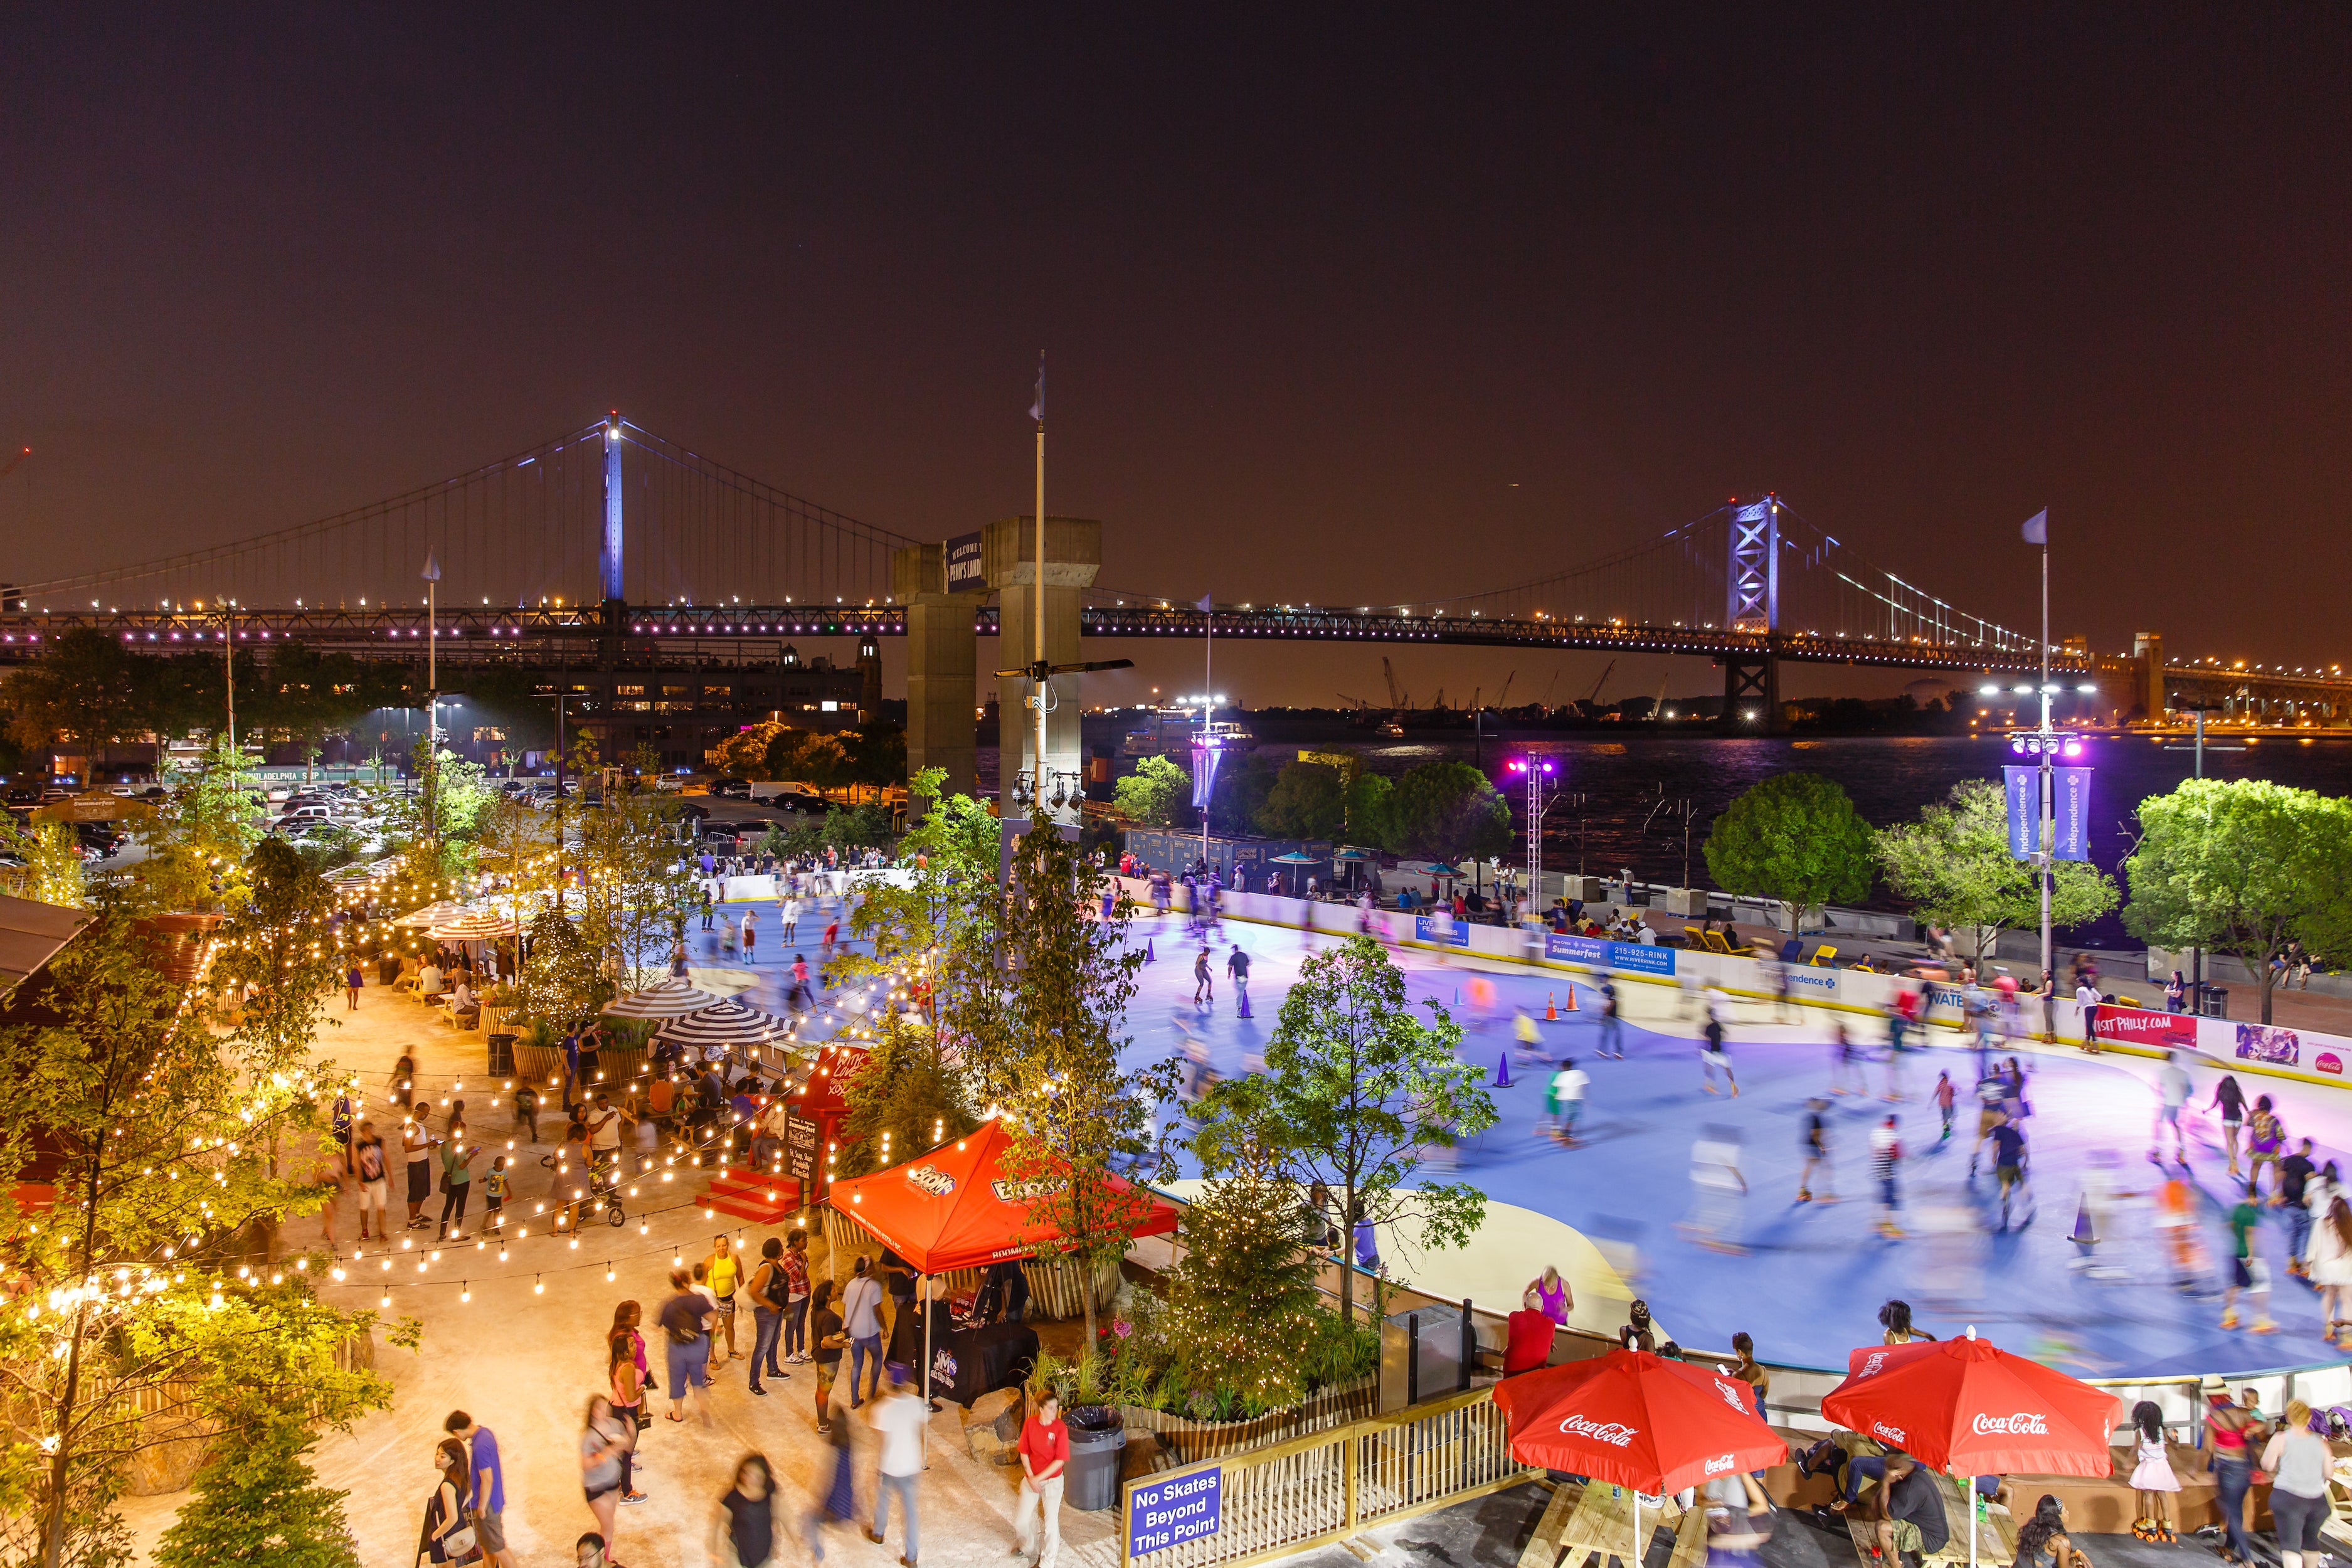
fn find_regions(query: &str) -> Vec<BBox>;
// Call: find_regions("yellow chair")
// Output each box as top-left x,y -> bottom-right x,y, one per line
1808,945 -> 1839,967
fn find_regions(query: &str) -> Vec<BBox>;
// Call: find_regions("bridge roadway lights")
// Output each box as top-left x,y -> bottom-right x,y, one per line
1720,650 -> 1782,733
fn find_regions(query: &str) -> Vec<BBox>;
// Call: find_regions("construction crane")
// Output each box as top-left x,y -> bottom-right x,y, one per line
1495,670 -> 1517,709
1381,656 -> 1407,712
1584,659 -> 1616,707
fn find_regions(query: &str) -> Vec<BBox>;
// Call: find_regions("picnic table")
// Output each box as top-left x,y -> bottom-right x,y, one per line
1837,1468 -> 2016,1568
1548,1482 -> 1685,1568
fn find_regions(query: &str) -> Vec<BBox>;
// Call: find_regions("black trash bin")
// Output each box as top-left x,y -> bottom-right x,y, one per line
487,1033 -> 517,1074
1064,1406 -> 1128,1512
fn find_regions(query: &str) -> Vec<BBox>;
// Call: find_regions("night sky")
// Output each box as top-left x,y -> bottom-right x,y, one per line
4,8 -> 2348,709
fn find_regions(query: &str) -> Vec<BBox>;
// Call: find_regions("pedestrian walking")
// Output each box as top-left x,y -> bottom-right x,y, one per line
580,1397 -> 632,1562
747,1237 -> 790,1394
1014,1390 -> 1069,1568
401,1113 -> 434,1231
420,1435 -> 475,1565
712,1453 -> 781,1568
1798,1097 -> 1836,1203
436,1129 -> 480,1241
2264,1401 -> 2332,1568
706,1234 -> 743,1364
659,1268 -> 716,1423
354,1121 -> 389,1243
1596,977 -> 1623,1058
783,1229 -> 813,1362
1871,1115 -> 1905,1238
807,1380 -> 859,1562
841,1255 -> 886,1407
809,1279 -> 849,1433
444,1411 -> 509,1568
1547,1057 -> 1588,1145
345,960 -> 363,1010
604,1335 -> 648,1505
867,1366 -> 926,1566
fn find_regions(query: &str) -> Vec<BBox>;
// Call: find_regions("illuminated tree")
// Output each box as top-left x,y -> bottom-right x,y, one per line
1113,754 -> 1188,828
1878,779 -> 2117,967
1704,772 -> 1875,928
0,815 -> 87,909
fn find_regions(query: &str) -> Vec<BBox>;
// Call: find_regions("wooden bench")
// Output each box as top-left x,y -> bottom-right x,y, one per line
1665,1501 -> 1708,1568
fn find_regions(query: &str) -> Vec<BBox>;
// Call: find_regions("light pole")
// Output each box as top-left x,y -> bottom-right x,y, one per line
422,553 -> 442,750
1505,756 -> 1556,915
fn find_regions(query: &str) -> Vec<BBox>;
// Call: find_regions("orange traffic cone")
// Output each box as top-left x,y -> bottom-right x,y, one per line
1547,992 -> 1558,1021
1564,985 -> 1579,1011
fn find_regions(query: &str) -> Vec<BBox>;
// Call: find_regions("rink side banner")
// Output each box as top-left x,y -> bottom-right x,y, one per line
1414,914 -> 1470,947
1544,933 -> 1676,976
2092,1004 -> 2197,1050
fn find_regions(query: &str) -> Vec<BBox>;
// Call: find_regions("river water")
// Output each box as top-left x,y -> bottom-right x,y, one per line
996,727 -> 2352,948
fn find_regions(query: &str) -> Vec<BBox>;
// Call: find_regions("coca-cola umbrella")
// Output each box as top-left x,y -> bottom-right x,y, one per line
1820,1330 -> 2121,1568
1494,1347 -> 1787,1557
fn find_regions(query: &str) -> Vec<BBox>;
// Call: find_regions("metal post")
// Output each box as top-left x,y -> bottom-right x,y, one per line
223,605 -> 235,759
1033,361 -> 1049,819
2037,538 -> 2052,995
423,553 -> 442,750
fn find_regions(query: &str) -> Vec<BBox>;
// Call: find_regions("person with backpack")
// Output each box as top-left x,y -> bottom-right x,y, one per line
659,1268 -> 714,1425
747,1237 -> 792,1395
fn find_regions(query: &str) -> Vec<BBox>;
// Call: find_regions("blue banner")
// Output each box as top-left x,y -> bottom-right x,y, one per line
1131,1468 -> 1222,1557
2003,766 -> 2038,859
2052,766 -> 2092,861
1189,739 -> 1222,808
1543,933 -> 1675,975
1415,914 -> 1470,947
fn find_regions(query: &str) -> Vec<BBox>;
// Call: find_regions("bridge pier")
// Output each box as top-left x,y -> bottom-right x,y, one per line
890,546 -> 979,800
985,516 -> 1100,820
1720,649 -> 1781,731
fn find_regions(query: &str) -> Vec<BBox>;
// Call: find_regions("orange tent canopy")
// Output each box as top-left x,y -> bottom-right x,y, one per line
825,1119 -> 1180,1274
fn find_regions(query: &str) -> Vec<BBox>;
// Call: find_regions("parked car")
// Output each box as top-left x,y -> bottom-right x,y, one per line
707,777 -> 751,800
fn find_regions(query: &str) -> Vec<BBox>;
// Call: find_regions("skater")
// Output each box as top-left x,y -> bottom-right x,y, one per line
1701,989 -> 1735,1096
1192,946 -> 1214,1009
2127,1400 -> 2180,1543
2220,1183 -> 2275,1333
2212,1074 -> 2247,1177
1989,1113 -> 2027,1231
1968,1073 -> 2008,1177
1513,1009 -> 1543,1064
1685,1126 -> 1749,1253
2154,1051 -> 2191,1163
1798,1097 -> 1837,1203
1226,946 -> 1251,1014
2247,1096 -> 2287,1195
1871,1115 -> 1905,1238
1932,1071 -> 1955,1142
1547,1057 -> 1588,1146
2309,1195 -> 2352,1349
1596,977 -> 1623,1059
1830,1022 -> 1865,1096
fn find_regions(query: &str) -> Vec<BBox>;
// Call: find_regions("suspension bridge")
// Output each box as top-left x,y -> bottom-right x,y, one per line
1,414 -> 2340,800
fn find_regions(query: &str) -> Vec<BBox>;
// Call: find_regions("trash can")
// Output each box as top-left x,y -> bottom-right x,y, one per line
2196,985 -> 2228,1019
1063,1405 -> 1128,1511
487,1033 -> 517,1074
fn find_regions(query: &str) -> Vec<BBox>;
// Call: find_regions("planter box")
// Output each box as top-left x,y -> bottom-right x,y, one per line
1117,1374 -> 1377,1464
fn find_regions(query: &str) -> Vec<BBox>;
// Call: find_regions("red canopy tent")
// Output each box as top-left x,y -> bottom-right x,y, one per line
825,1118 -> 1180,1273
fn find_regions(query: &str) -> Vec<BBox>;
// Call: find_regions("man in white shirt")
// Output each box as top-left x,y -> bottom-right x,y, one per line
867,1367 -> 926,1566
1548,1058 -> 1590,1145
840,1255 -> 886,1408
417,960 -> 445,997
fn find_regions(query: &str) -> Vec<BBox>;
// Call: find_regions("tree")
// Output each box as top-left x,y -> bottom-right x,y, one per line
2,628 -> 151,753
127,735 -> 265,915
2124,779 -> 2352,1024
0,903 -> 400,1568
209,839 -> 347,1205
514,906 -> 608,1030
839,768 -> 1002,1052
1877,779 -> 2119,968
1256,761 -> 1347,840
833,1013 -> 981,1179
1389,761 -> 1511,864
0,815 -> 88,909
1209,753 -> 1280,839
573,750 -> 697,987
1113,754 -> 1189,828
1703,772 -> 1875,928
1343,770 -> 1396,849
841,723 -> 908,793
711,720 -> 796,778
390,741 -> 497,875
1245,933 -> 1494,1325
980,824 -> 1179,1348
152,1421 -> 361,1568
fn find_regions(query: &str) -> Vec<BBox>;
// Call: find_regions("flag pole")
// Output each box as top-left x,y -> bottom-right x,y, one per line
1034,354 -> 1049,822
2038,524 -> 2053,1024
1202,596 -> 1213,872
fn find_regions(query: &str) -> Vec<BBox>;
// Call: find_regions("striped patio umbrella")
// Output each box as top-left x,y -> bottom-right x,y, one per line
392,900 -> 475,930
431,910 -> 519,942
604,976 -> 723,1020
327,864 -> 378,889
653,995 -> 795,1061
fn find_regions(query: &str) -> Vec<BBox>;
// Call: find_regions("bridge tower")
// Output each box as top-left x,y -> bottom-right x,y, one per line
601,415 -> 625,604
1719,497 -> 1781,729
891,544 -> 978,800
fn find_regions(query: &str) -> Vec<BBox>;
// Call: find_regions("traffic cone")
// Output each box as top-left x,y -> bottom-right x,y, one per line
1564,985 -> 1578,1011
2071,1194 -> 2097,1247
1454,988 -> 1461,1006
1495,1051 -> 1513,1088
1547,992 -> 1558,1021
1236,987 -> 1253,1019
1144,938 -> 1155,963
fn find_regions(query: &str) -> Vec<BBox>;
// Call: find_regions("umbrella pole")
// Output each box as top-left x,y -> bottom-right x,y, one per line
1633,1495 -> 1640,1568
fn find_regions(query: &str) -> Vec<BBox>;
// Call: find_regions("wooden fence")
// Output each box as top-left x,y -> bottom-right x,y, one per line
1118,1384 -> 1536,1568
1119,1375 -> 1378,1465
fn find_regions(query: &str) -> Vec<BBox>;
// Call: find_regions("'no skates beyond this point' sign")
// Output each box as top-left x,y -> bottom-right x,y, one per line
1129,1467 -> 1222,1557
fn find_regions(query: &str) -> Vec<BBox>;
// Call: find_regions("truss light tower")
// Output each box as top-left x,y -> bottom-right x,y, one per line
1506,755 -> 1556,913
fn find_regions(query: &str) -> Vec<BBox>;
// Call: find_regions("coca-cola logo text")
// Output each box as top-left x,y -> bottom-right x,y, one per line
1971,1412 -> 2048,1436
1558,1414 -> 1638,1447
1704,1454 -> 1736,1475
1872,1421 -> 1907,1444
1714,1380 -> 1750,1412
1857,1352 -> 1889,1379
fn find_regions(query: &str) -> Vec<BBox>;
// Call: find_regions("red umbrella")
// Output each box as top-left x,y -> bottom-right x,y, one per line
1818,1332 -> 2120,1476
1493,1348 -> 1788,1495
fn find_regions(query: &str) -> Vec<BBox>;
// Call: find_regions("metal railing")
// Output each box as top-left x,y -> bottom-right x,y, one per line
1117,1384 -> 1537,1568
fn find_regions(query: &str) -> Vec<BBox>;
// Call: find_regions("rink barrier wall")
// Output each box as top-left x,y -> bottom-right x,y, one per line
1113,880 -> 2352,1096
